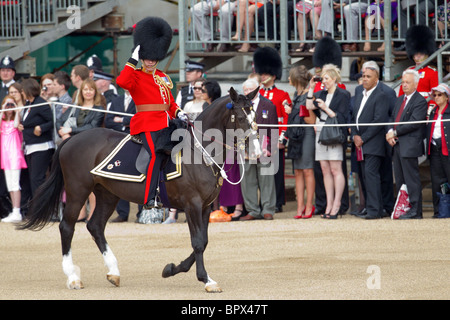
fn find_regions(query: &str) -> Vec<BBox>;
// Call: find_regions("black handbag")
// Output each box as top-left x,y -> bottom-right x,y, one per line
318,116 -> 346,146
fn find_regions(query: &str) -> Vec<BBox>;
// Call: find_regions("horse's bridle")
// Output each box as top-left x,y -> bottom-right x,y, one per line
188,103 -> 260,185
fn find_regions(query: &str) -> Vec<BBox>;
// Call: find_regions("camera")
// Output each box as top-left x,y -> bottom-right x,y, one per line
42,86 -> 48,92
5,102 -> 15,108
313,76 -> 322,82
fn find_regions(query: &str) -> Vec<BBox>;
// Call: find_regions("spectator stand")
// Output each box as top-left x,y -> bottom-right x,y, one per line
178,0 -> 450,85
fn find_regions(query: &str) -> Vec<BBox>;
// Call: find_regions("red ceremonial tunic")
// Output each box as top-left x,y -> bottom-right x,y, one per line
260,86 -> 291,135
399,65 -> 438,99
116,60 -> 181,135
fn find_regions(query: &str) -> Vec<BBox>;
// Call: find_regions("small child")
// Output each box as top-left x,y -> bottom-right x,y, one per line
1,95 -> 27,223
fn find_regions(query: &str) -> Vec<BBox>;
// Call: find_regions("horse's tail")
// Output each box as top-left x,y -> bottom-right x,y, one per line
18,138 -> 70,231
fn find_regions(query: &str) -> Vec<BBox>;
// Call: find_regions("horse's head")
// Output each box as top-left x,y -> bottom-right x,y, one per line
227,87 -> 262,159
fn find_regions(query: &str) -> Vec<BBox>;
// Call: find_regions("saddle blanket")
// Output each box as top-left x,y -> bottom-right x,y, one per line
90,134 -> 182,183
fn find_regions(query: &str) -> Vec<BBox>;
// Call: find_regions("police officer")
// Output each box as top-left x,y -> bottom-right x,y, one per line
0,56 -> 16,103
175,60 -> 205,109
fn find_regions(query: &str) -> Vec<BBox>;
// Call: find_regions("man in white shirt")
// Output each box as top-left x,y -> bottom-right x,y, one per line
352,63 -> 390,219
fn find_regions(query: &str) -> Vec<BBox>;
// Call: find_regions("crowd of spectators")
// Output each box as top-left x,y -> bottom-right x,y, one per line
190,0 -> 446,53
1,3 -> 449,223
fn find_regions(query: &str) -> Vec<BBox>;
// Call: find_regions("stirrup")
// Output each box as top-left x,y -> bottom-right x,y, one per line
143,199 -> 163,210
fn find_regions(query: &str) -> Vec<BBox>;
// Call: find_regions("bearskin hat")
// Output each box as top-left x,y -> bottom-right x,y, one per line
313,36 -> 342,69
405,25 -> 436,61
133,17 -> 172,61
253,46 -> 282,80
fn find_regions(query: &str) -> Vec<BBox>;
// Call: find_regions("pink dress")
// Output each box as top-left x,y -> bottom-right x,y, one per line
1,120 -> 27,170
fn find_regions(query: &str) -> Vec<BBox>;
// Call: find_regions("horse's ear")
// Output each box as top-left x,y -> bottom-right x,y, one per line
246,86 -> 259,101
229,87 -> 238,103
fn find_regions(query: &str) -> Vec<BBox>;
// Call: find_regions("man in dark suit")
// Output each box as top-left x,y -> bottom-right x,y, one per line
104,90 -> 135,133
239,78 -> 279,221
386,69 -> 427,219
104,90 -> 139,222
352,64 -> 390,219
354,61 -> 396,217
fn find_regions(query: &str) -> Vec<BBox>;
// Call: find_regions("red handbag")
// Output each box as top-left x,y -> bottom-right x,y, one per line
299,104 -> 310,117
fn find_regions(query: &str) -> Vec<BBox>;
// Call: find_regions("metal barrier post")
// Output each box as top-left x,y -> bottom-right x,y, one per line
178,0 -> 186,83
384,0 -> 393,82
279,0 -> 288,81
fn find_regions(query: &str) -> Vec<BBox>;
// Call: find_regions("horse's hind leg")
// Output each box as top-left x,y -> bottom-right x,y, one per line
86,185 -> 121,287
60,191 -> 89,289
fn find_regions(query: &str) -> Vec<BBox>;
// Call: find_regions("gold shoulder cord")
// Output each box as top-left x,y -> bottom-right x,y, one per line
154,72 -> 173,105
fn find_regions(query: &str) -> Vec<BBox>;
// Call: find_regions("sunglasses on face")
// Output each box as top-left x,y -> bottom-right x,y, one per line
433,93 -> 447,98
193,87 -> 203,91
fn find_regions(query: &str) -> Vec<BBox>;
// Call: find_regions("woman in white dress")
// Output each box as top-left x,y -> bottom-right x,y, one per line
306,65 -> 350,219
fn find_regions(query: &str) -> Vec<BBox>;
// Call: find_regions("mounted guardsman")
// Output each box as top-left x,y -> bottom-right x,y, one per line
116,16 -> 188,210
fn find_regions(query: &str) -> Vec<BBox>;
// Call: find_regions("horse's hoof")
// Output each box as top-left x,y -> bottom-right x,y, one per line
205,283 -> 222,293
67,280 -> 84,290
162,263 -> 175,278
107,274 -> 120,287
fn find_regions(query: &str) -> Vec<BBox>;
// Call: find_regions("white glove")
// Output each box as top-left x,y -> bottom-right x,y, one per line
131,45 -> 140,61
177,110 -> 188,122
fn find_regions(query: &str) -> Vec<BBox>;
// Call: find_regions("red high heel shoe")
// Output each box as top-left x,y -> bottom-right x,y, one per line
294,207 -> 306,219
302,206 -> 315,219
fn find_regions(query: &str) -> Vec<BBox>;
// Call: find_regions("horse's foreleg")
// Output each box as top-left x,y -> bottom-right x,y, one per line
162,252 -> 195,278
86,187 -> 121,287
188,206 -> 222,293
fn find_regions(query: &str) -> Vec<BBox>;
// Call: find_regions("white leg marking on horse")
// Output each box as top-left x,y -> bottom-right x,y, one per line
205,276 -> 222,293
103,245 -> 120,276
62,250 -> 82,289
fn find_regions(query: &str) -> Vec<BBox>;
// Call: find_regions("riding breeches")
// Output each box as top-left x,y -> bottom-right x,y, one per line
139,131 -> 165,204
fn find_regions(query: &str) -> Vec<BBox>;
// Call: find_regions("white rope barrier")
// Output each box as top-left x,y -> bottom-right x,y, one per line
0,101 -> 133,117
1,101 -> 447,128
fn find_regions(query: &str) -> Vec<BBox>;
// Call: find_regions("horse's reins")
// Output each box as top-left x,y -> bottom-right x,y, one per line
188,105 -> 258,186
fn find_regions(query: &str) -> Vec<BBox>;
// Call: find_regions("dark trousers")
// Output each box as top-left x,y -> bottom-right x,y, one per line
116,199 -> 143,220
380,148 -> 394,212
357,154 -> 394,214
361,154 -> 383,217
392,144 -> 422,217
429,143 -> 450,215
140,131 -> 165,204
257,1 -> 294,40
26,149 -> 54,196
275,150 -> 285,208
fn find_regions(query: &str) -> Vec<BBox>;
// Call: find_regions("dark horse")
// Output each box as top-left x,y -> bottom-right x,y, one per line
19,87 -> 261,292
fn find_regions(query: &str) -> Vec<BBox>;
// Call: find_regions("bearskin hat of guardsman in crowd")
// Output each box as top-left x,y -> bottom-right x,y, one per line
133,16 -> 172,61
405,25 -> 436,62
313,36 -> 342,69
253,46 -> 283,80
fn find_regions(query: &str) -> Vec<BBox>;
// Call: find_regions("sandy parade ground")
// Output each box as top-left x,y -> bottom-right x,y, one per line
0,199 -> 449,304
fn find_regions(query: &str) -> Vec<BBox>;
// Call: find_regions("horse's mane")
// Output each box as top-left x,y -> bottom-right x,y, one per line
195,95 -> 230,122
